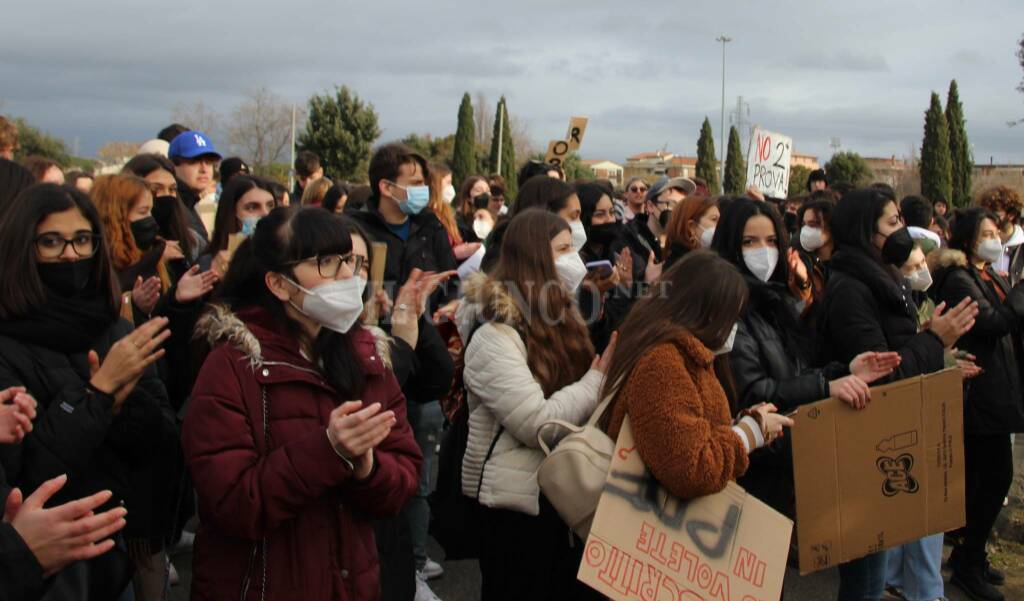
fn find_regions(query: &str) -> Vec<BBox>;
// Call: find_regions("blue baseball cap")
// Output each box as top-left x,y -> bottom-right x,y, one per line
168,131 -> 222,161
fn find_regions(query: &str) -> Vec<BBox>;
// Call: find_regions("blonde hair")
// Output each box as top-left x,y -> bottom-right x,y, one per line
301,177 -> 333,206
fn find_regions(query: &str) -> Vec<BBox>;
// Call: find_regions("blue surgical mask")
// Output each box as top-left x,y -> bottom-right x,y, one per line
240,216 -> 260,237
393,183 -> 430,216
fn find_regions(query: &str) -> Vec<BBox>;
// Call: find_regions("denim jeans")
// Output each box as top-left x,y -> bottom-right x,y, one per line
838,552 -> 887,601
885,534 -> 946,601
402,400 -> 445,570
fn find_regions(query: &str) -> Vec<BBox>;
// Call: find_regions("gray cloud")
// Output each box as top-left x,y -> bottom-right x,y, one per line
788,51 -> 890,73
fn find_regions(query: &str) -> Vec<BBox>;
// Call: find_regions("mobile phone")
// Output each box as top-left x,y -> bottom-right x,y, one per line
586,260 -> 614,278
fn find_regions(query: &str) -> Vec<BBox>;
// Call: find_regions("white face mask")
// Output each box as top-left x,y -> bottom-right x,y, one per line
442,184 -> 457,203
713,323 -> 739,356
569,220 -> 588,251
742,247 -> 779,283
800,226 -> 825,252
285,276 -> 367,334
976,238 -> 1003,264
907,267 -> 933,292
699,226 -> 716,249
473,218 -> 493,240
555,252 -> 587,293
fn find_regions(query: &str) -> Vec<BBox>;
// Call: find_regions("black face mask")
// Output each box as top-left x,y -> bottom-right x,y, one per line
130,217 -> 161,251
151,195 -> 178,235
38,258 -> 95,297
881,227 -> 914,266
589,222 -> 625,247
783,212 -> 798,233
659,209 -> 673,229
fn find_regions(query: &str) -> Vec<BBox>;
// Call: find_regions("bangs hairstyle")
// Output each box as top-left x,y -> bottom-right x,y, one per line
205,175 -> 275,255
576,182 -> 609,235
491,209 -> 594,396
214,206 -> 364,397
947,206 -> 999,259
830,187 -> 898,266
600,250 -> 748,419
711,197 -> 790,285
0,184 -> 119,319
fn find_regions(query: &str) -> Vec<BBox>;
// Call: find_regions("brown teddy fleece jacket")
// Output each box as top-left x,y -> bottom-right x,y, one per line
606,332 -> 750,500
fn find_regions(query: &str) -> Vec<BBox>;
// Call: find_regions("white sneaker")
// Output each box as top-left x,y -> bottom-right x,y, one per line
414,572 -> 442,601
421,558 -> 444,580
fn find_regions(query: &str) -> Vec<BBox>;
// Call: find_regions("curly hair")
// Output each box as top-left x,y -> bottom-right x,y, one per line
975,185 -> 1024,217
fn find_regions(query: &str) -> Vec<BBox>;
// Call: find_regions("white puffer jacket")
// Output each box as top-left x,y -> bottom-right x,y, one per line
456,274 -> 604,516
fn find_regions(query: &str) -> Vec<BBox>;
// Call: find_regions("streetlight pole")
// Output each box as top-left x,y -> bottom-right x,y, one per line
716,35 -> 732,186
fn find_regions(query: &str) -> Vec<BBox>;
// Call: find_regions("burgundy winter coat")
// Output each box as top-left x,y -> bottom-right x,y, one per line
182,304 -> 422,601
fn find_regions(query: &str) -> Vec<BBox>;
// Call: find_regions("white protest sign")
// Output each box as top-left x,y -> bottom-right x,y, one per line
578,417 -> 792,601
745,127 -> 793,199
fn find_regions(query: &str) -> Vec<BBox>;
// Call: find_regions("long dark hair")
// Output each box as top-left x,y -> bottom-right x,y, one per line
122,153 -> 197,261
948,206 -> 999,263
490,209 -> 594,396
600,250 -> 748,414
512,175 -> 575,217
205,175 -> 275,255
712,198 -> 790,286
0,184 -> 119,319
215,206 -> 365,397
830,187 -> 898,271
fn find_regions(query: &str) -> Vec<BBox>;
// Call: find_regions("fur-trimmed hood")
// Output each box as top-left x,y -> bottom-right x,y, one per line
455,272 -> 524,341
194,303 -> 392,370
927,247 -> 968,272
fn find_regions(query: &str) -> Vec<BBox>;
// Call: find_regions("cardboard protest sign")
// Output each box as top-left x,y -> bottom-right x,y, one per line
362,242 -> 389,326
566,116 -> 589,151
578,417 -> 792,601
745,128 -> 793,199
546,139 -> 571,167
791,368 -> 965,575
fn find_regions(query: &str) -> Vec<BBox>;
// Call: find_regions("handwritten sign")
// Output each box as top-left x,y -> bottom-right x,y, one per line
363,242 -> 389,326
546,115 -> 590,166
745,127 -> 793,199
578,417 -> 792,601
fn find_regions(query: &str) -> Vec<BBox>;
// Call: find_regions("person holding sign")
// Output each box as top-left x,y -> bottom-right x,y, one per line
819,188 -> 979,601
457,209 -> 615,601
599,250 -> 793,500
0,184 -> 176,598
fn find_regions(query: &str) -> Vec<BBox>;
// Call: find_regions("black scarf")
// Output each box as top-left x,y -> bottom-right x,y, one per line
0,288 -> 116,353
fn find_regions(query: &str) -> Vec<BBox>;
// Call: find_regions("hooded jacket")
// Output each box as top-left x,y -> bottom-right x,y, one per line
928,248 -> 1024,434
182,304 -> 421,601
455,274 -> 604,516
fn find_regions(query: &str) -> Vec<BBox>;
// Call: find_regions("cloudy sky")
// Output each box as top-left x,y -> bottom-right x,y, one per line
2,0 -> 1022,166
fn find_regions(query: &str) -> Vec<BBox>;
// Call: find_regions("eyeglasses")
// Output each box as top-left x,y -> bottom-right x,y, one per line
629,185 -> 648,193
285,253 -> 365,279
34,232 -> 99,259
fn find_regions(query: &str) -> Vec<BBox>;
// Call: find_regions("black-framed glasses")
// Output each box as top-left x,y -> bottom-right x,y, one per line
34,232 -> 99,259
284,253 -> 365,279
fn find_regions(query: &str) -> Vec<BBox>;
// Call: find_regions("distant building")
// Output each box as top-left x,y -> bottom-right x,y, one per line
863,156 -> 918,197
791,153 -> 820,170
624,152 -> 706,183
580,160 -> 624,186
972,163 -> 1024,197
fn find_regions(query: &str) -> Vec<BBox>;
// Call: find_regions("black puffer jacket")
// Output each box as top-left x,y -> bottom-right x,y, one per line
929,248 -> 1024,434
0,319 -> 179,539
730,278 -> 845,516
819,247 -> 945,379
351,198 -> 459,311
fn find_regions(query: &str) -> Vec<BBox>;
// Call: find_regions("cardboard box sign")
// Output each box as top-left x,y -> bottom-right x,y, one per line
565,116 -> 589,151
578,417 -> 792,601
791,368 -> 965,575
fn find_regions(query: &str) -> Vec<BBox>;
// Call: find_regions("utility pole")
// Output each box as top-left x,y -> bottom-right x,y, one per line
716,35 -> 732,186
289,103 -> 297,188
496,100 -> 504,173
730,95 -> 751,151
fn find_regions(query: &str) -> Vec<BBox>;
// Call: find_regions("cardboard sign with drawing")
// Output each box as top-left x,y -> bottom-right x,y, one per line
578,417 -> 792,601
790,368 -> 966,574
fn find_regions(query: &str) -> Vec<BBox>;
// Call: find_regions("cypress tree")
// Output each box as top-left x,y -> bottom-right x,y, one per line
946,80 -> 972,207
920,92 -> 953,207
696,118 -> 720,195
489,97 -> 518,199
723,125 -> 745,195
452,93 -> 476,186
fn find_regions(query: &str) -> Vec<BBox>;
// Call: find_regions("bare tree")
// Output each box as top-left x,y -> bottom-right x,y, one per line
97,141 -> 142,165
225,87 -> 300,171
473,91 -> 493,149
509,114 -> 535,170
170,101 -> 222,141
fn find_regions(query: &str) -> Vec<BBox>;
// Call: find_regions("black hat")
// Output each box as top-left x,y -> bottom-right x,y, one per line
219,157 -> 250,183
807,169 -> 828,192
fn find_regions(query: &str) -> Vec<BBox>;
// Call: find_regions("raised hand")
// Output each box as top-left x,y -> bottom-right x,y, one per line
0,386 -> 36,443
929,298 -> 979,348
161,240 -> 185,262
327,401 -> 396,479
4,474 -> 127,577
131,276 -> 161,316
591,332 -> 619,374
849,351 -> 902,384
175,265 -> 219,303
88,317 -> 170,410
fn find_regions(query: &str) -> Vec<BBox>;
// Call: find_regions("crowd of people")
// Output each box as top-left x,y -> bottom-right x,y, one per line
0,112 -> 1020,601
